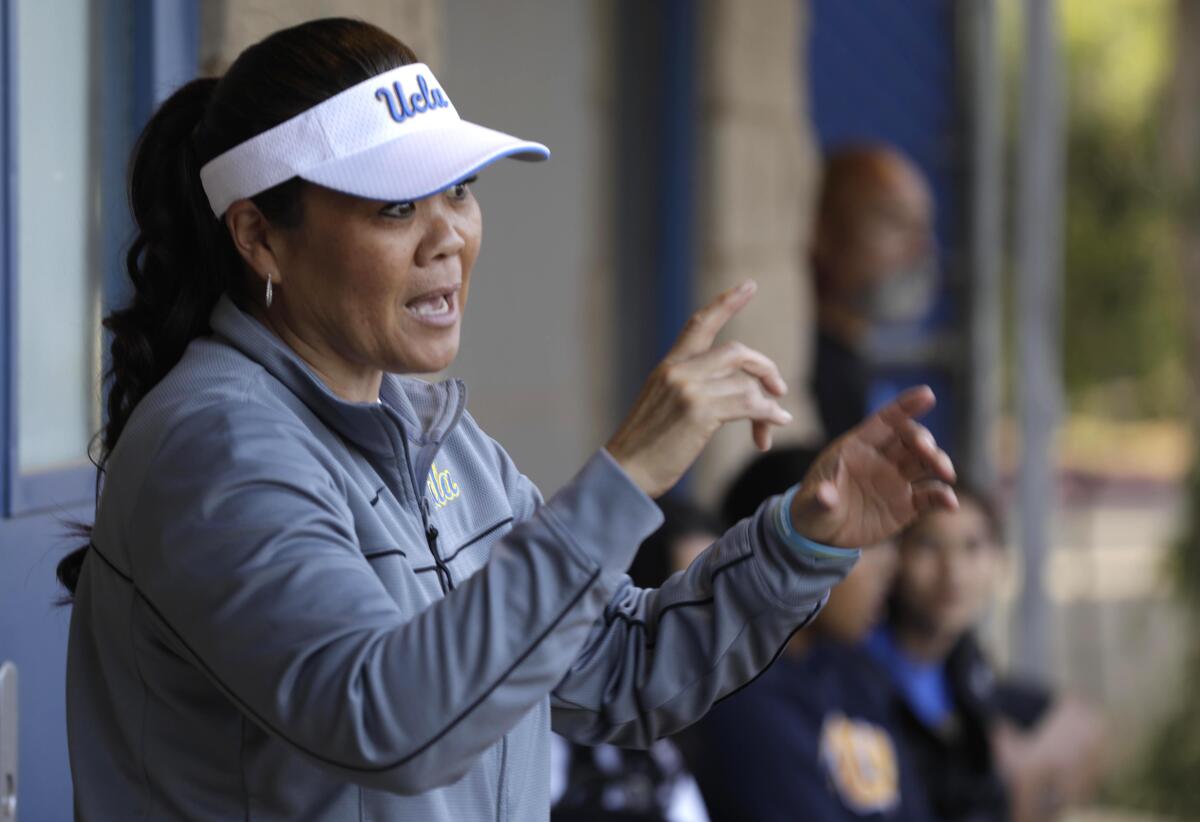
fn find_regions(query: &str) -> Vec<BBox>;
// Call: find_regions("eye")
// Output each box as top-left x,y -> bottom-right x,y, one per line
380,200 -> 416,219
906,538 -> 938,556
447,176 -> 477,201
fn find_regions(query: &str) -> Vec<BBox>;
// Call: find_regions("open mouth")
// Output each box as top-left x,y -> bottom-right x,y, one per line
404,285 -> 461,326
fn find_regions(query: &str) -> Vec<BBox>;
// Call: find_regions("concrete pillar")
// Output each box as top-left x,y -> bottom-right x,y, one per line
439,0 -> 617,491
1013,0 -> 1065,679
199,0 -> 442,75
693,0 -> 821,504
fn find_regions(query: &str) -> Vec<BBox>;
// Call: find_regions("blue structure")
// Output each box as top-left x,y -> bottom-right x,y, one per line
614,0 -> 698,389
0,3 -> 198,817
808,0 -> 964,453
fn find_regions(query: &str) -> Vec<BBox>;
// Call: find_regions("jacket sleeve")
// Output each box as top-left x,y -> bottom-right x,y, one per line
125,401 -> 662,795
549,489 -> 860,747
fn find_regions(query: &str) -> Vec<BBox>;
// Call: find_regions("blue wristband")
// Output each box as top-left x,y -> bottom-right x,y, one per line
775,484 -> 860,559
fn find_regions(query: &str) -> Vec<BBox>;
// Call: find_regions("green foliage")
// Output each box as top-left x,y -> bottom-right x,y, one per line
1058,0 -> 1185,419
1018,4 -> 1200,817
1109,458 -> 1200,817
1110,673 -> 1200,817
1062,114 -> 1185,418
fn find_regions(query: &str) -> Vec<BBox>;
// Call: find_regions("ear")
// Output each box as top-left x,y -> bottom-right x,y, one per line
811,213 -> 842,281
224,200 -> 286,287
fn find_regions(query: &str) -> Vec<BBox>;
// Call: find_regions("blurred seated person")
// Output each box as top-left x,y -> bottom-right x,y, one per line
811,145 -> 935,438
687,446 -> 933,822
866,487 -> 1105,822
550,497 -> 715,822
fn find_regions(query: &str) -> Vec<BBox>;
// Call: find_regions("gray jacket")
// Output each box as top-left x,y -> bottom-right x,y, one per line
66,294 -> 859,821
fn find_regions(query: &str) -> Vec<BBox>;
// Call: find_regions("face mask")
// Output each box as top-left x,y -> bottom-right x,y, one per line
859,252 -> 939,325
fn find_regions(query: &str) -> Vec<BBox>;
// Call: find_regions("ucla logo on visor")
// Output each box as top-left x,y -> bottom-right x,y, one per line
375,74 -> 451,123
198,61 -> 548,217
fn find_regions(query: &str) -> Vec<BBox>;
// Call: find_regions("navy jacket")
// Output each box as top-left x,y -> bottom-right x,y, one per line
867,631 -> 1054,822
688,640 -> 932,822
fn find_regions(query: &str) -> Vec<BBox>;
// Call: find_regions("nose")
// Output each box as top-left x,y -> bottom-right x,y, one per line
415,198 -> 466,267
940,549 -> 967,591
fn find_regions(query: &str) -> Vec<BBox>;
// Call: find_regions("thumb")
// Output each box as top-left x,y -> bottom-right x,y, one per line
792,479 -> 839,521
815,480 -> 839,510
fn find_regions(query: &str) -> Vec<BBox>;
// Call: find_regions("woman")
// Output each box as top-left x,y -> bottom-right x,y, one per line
61,18 -> 957,821
866,488 -> 1104,821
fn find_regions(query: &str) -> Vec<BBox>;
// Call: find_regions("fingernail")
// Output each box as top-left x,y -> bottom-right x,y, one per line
735,280 -> 756,295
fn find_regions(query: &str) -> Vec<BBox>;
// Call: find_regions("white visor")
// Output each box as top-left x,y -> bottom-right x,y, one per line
199,62 -> 549,216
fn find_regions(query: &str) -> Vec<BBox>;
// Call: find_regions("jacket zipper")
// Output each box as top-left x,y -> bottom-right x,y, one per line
421,496 -> 454,593
383,411 -> 455,595
495,734 -> 509,822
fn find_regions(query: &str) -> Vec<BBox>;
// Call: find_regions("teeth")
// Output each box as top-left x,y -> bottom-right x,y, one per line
412,295 -> 450,316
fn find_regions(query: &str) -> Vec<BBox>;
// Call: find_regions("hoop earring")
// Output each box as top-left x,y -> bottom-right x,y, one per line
265,274 -> 274,308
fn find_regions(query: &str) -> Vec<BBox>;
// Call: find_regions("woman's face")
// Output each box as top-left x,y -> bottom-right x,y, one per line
270,180 -> 482,378
893,499 -> 1001,641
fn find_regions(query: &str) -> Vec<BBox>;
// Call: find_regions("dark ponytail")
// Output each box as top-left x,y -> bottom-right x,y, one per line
57,18 -> 418,597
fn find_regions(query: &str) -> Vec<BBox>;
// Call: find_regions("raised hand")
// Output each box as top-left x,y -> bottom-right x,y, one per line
606,280 -> 792,498
789,386 -> 958,548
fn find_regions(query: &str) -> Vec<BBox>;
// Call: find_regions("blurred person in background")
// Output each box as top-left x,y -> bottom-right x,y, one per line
811,145 -> 936,439
686,446 -> 934,822
550,497 -> 716,822
866,488 -> 1106,822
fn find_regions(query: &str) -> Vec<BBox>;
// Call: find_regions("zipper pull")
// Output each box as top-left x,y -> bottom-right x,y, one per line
421,496 -> 452,591
420,496 -> 439,548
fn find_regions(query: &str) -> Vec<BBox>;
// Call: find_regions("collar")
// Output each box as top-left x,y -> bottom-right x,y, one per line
865,626 -> 953,728
208,294 -> 468,475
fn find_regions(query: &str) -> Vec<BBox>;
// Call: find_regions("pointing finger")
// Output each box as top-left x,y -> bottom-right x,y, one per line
853,385 -> 937,448
665,280 -> 757,362
912,479 -> 959,515
880,420 -> 957,484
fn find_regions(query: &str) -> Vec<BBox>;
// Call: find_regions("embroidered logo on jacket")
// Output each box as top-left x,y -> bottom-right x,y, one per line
818,712 -> 900,814
427,461 -> 461,510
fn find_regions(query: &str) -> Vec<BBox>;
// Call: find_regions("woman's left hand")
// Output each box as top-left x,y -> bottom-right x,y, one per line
790,386 -> 958,548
